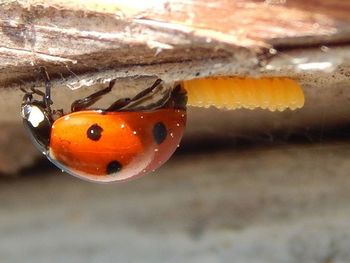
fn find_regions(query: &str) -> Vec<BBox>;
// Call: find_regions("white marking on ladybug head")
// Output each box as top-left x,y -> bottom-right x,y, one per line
21,105 -> 31,119
27,106 -> 45,128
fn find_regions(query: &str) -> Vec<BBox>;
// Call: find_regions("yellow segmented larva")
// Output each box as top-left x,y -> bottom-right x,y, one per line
182,77 -> 305,111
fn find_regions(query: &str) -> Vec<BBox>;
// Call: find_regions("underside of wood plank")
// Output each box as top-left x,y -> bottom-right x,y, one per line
0,0 -> 349,89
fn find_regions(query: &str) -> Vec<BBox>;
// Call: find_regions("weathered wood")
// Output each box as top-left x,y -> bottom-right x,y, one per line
0,0 -> 349,89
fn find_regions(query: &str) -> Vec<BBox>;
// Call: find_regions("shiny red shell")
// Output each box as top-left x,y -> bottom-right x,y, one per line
48,109 -> 186,182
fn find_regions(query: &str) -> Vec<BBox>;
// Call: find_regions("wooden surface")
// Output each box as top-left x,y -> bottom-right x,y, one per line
0,0 -> 350,89
1,2 -> 350,259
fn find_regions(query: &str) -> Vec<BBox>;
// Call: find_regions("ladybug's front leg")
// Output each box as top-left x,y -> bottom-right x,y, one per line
20,87 -> 45,105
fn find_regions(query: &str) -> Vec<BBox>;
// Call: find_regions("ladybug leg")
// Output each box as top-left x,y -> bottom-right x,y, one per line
20,87 -> 34,104
162,83 -> 187,110
70,79 -> 116,112
30,87 -> 45,97
106,78 -> 162,111
104,98 -> 132,111
129,79 -> 162,101
20,87 -> 45,104
52,109 -> 64,119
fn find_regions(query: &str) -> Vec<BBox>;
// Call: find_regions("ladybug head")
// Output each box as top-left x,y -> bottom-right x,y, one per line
21,92 -> 53,154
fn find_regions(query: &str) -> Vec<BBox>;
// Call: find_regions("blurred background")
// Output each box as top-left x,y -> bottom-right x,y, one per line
2,99 -> 350,262
1,0 -> 350,262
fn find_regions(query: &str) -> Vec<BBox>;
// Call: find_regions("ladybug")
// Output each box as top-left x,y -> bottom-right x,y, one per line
21,75 -> 187,183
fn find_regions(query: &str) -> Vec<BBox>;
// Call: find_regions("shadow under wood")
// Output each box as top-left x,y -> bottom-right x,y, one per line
178,122 -> 350,155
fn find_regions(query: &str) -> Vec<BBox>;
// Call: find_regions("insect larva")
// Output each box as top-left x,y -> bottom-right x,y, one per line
182,77 -> 305,111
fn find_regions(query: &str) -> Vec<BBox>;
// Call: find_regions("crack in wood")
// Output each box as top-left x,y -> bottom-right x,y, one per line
0,46 -> 77,63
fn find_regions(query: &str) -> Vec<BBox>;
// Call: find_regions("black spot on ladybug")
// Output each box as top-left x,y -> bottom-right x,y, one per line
87,124 -> 103,141
107,161 -> 122,174
153,122 -> 167,144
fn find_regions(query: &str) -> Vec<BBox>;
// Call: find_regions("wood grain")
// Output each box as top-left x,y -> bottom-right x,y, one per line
0,0 -> 349,89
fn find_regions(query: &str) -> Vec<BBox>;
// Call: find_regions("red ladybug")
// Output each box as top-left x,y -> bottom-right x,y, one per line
21,76 -> 187,183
